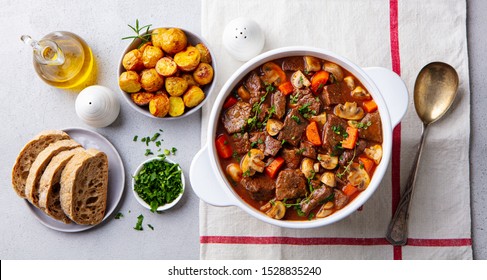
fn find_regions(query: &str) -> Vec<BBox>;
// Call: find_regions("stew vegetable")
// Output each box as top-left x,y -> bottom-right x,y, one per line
216,56 -> 383,221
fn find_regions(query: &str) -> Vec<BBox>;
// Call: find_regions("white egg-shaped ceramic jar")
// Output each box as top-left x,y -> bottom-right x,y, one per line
75,85 -> 120,128
222,17 -> 265,61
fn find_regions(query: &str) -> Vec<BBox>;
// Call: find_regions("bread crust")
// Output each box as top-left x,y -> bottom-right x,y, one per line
11,130 -> 70,198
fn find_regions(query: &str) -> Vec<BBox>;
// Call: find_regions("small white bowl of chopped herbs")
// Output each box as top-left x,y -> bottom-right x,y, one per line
132,155 -> 185,212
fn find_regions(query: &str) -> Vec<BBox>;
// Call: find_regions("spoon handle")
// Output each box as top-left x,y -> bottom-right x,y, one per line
386,123 -> 429,246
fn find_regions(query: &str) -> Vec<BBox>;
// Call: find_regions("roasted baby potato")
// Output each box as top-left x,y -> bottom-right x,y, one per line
181,73 -> 198,87
122,49 -> 144,71
183,86 -> 205,108
193,63 -> 214,85
165,77 -> 188,97
169,96 -> 185,117
149,93 -> 170,118
119,71 -> 142,93
158,28 -> 188,55
140,68 -> 164,92
155,57 -> 178,76
151,28 -> 168,49
195,43 -> 212,63
131,92 -> 155,106
174,46 -> 201,71
142,45 -> 164,68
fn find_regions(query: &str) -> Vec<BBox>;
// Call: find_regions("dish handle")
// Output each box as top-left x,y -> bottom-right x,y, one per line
190,145 -> 235,207
364,67 -> 409,128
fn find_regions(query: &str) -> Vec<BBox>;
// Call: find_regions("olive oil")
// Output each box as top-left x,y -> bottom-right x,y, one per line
21,32 -> 95,89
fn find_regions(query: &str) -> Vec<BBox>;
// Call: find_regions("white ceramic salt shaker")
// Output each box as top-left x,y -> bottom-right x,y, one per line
222,17 -> 265,61
75,85 -> 120,128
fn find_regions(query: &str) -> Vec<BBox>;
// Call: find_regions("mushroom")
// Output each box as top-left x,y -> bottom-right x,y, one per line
310,112 -> 327,127
318,154 -> 338,170
334,102 -> 365,120
323,62 -> 344,82
266,119 -> 284,136
266,200 -> 286,220
237,85 -> 251,100
347,163 -> 370,190
316,201 -> 334,218
291,70 -> 311,89
301,158 -> 315,179
304,56 -> 321,72
226,163 -> 243,183
313,162 -> 321,173
364,144 -> 383,164
320,172 -> 336,187
343,76 -> 355,90
351,86 -> 371,100
240,149 -> 265,176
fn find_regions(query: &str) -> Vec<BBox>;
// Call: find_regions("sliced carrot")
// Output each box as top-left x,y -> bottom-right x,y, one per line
306,121 -> 322,146
341,126 -> 358,149
358,156 -> 375,175
363,99 -> 378,113
215,134 -> 233,159
223,96 -> 238,109
342,184 -> 358,196
261,62 -> 287,86
265,157 -> 285,179
278,81 -> 294,95
311,70 -> 329,94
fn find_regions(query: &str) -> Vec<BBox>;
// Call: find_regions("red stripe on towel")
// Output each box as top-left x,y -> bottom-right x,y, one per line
389,0 -> 403,260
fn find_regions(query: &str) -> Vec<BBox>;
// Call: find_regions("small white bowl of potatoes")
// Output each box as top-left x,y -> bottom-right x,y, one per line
118,26 -> 217,119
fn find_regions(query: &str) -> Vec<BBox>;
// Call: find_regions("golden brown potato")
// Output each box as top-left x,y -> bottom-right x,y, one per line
140,68 -> 164,92
155,28 -> 187,55
149,93 -> 170,118
193,63 -> 214,85
119,71 -> 142,93
181,73 -> 198,87
174,46 -> 200,71
138,42 -> 152,53
195,43 -> 212,63
165,77 -> 188,97
131,92 -> 155,106
155,57 -> 178,76
142,45 -> 164,68
122,49 -> 144,71
151,28 -> 168,49
183,85 -> 205,108
169,96 -> 185,117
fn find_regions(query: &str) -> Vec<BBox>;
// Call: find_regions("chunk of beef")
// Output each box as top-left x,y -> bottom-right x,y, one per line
320,83 -> 346,106
232,132 -> 250,155
295,89 -> 321,116
222,101 -> 251,134
281,148 -> 302,169
338,139 -> 367,166
276,169 -> 307,200
244,71 -> 265,105
300,141 -> 317,159
241,175 -> 275,201
322,114 -> 348,152
358,112 -> 383,143
249,131 -> 266,152
264,135 -> 282,157
272,90 -> 287,120
282,56 -> 305,71
278,108 -> 308,146
300,186 -> 333,215
258,102 -> 270,122
334,189 -> 349,209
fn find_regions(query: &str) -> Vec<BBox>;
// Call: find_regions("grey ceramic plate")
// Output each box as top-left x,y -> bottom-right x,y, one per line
26,127 -> 125,232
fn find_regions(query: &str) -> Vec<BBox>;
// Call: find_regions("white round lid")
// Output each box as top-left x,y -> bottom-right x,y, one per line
222,17 -> 265,61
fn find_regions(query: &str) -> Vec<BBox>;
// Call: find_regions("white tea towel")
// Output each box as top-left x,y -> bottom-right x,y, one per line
199,0 -> 471,259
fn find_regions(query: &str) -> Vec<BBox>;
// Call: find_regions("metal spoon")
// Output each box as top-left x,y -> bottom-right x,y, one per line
386,62 -> 459,246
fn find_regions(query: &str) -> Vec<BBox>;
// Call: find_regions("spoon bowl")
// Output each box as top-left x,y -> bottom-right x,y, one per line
386,62 -> 459,245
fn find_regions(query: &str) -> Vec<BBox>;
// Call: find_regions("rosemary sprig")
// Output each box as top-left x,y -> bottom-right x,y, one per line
122,19 -> 153,45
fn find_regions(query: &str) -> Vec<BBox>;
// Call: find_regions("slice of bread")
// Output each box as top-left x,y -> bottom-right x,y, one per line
60,148 -> 108,225
11,130 -> 71,198
38,147 -> 85,223
25,139 -> 82,207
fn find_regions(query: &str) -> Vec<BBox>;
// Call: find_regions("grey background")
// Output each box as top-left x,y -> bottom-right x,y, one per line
0,0 -> 484,259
